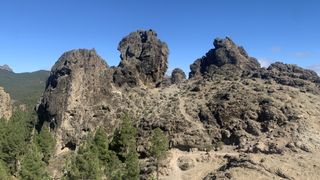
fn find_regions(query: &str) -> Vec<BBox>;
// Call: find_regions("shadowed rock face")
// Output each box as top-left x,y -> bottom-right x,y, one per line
0,87 -> 12,120
171,68 -> 186,84
189,37 -> 260,78
36,31 -> 320,179
114,30 -> 169,87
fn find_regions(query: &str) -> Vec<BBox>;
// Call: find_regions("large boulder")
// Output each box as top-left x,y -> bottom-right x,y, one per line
0,87 -> 12,120
114,30 -> 169,87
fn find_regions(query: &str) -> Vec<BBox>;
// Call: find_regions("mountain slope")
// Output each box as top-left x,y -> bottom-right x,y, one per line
0,69 -> 50,104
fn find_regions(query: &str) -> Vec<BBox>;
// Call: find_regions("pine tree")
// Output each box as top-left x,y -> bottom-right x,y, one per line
118,114 -> 140,180
107,151 -> 125,180
92,128 -> 109,164
150,128 -> 169,180
0,160 -> 9,180
0,111 -> 32,174
35,126 -> 55,164
19,143 -> 49,180
66,136 -> 102,180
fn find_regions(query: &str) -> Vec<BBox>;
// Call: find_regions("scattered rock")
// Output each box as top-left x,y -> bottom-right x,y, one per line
177,156 -> 195,171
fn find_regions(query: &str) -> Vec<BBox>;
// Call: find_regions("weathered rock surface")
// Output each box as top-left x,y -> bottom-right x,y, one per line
171,68 -> 186,84
189,37 -> 260,79
36,49 -> 119,151
36,30 -> 320,179
113,30 -> 169,87
0,87 -> 12,120
256,62 -> 320,94
177,156 -> 195,171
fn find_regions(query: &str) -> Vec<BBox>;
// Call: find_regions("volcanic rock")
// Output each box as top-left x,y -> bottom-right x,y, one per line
114,30 -> 169,87
36,49 -> 118,151
35,31 -> 320,180
0,87 -> 12,120
171,68 -> 186,84
177,156 -> 195,171
189,37 -> 260,78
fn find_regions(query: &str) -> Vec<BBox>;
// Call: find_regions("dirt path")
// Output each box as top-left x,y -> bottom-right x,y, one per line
161,149 -> 239,180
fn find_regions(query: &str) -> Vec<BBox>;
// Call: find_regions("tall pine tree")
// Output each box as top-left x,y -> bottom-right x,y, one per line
19,143 -> 49,180
150,128 -> 169,180
118,114 -> 140,180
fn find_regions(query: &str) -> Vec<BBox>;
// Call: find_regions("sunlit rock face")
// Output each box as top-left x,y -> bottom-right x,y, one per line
0,87 -> 12,120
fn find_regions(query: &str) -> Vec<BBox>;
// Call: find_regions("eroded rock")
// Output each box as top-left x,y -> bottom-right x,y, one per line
0,87 -> 12,120
171,68 -> 186,84
114,30 -> 169,87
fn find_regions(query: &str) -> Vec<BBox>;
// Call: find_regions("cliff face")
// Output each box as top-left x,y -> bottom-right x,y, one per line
0,87 -> 12,120
36,49 -> 119,151
36,30 -> 320,179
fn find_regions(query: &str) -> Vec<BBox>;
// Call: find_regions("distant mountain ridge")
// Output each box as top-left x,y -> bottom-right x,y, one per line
0,64 -> 13,72
0,69 -> 50,103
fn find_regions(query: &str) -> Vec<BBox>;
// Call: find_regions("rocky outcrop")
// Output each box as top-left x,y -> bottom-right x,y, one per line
113,30 -> 169,87
0,87 -> 12,120
189,37 -> 260,78
250,62 -> 320,94
36,49 -> 119,151
36,30 -> 320,179
0,64 -> 13,72
171,68 -> 186,84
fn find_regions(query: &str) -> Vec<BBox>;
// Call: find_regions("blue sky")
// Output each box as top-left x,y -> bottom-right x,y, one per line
0,0 -> 319,74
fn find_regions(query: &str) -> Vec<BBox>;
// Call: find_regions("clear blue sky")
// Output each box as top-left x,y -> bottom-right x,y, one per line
0,0 -> 319,74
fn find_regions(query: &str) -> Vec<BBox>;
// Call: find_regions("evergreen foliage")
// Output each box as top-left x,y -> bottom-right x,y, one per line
35,126 -> 55,164
65,115 -> 140,180
150,128 -> 169,180
0,111 -> 33,174
19,143 -> 49,180
0,160 -> 9,180
66,140 -> 102,180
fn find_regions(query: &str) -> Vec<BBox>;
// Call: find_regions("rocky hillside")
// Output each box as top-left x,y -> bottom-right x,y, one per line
36,30 -> 320,179
0,86 -> 12,120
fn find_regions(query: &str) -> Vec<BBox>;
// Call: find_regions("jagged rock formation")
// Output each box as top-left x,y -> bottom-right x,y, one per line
257,62 -> 320,94
113,30 -> 169,87
189,37 -> 260,78
0,87 -> 12,120
36,30 -> 320,179
0,64 -> 13,72
36,49 -> 119,151
171,68 -> 186,84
